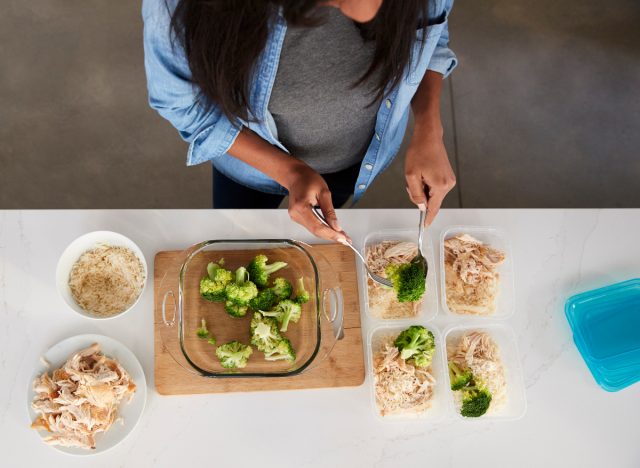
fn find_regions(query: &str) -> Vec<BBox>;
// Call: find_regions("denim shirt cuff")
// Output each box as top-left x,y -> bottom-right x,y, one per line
427,49 -> 458,79
186,122 -> 241,166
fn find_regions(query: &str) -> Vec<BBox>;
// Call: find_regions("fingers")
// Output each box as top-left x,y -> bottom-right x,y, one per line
405,172 -> 428,211
317,189 -> 341,232
288,201 -> 348,243
425,189 -> 445,226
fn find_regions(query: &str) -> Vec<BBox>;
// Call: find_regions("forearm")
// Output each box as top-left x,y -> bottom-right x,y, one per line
227,127 -> 311,189
411,70 -> 445,140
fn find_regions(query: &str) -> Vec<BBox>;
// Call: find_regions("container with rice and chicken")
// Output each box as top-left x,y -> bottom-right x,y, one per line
363,229 -> 437,321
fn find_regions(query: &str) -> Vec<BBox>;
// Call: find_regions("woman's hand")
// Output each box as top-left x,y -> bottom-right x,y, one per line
283,164 -> 351,243
227,128 -> 349,243
405,130 -> 457,226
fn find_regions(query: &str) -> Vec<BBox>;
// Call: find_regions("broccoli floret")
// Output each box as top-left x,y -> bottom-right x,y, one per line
460,384 -> 492,417
264,338 -> 296,362
215,341 -> 253,369
385,262 -> 426,303
261,299 -> 301,332
224,266 -> 258,306
247,254 -> 288,288
199,260 -> 233,302
250,312 -> 282,352
448,361 -> 473,390
271,277 -> 293,300
293,277 -> 310,304
224,300 -> 248,318
196,318 -> 210,339
393,325 -> 435,368
249,288 -> 278,312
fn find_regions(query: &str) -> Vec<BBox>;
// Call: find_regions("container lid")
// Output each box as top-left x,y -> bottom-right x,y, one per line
565,278 -> 640,391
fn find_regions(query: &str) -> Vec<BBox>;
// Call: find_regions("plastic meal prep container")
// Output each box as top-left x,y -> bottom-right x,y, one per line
440,226 -> 515,320
361,229 -> 438,322
443,323 -> 526,421
565,278 -> 640,392
157,240 -> 344,377
367,323 -> 447,422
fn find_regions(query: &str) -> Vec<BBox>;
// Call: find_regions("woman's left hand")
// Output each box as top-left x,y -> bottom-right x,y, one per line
405,131 -> 457,226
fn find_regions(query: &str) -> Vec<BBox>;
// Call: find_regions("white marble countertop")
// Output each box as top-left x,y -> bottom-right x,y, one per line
1,209 -> 639,467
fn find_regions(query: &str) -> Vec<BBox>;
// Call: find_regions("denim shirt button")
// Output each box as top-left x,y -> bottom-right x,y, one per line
358,184 -> 366,190
364,163 -> 373,171
375,133 -> 381,141
385,99 -> 392,109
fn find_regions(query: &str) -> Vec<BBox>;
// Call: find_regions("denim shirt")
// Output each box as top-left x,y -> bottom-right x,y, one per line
142,0 -> 457,201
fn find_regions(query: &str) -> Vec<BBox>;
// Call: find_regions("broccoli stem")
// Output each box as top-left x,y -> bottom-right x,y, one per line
235,266 -> 249,285
264,261 -> 287,275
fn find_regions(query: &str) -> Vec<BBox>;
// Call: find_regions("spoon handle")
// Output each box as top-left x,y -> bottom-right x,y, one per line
418,208 -> 427,255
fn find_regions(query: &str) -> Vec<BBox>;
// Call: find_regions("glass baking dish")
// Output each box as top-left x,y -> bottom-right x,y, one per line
157,240 -> 344,378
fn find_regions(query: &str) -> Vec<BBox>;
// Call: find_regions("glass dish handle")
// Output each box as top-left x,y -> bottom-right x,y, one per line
162,290 -> 176,326
323,287 -> 344,340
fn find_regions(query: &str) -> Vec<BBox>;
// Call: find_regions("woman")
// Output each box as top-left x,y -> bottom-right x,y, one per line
143,0 -> 457,243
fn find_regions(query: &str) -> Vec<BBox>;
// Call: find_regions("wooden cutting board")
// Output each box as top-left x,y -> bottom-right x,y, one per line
153,244 -> 365,395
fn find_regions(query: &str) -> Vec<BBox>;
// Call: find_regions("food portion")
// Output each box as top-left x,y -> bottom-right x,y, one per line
68,244 -> 145,318
196,318 -> 216,345
444,234 -> 505,315
366,241 -> 425,319
199,259 -> 233,302
385,262 -> 426,303
215,341 -> 253,369
247,254 -> 288,288
196,254 -> 310,369
373,325 -> 437,417
250,313 -> 295,362
447,331 -> 506,417
30,343 -> 136,449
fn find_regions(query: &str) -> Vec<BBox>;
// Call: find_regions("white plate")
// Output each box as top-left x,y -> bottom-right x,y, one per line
27,334 -> 147,455
55,230 -> 148,320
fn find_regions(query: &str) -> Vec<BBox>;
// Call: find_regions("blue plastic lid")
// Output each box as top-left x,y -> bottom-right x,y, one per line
565,278 -> 640,392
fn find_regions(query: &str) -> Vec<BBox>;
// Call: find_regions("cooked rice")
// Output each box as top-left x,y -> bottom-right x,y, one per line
68,244 -> 145,317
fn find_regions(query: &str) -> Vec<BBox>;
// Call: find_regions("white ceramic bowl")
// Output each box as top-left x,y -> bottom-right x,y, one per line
55,231 -> 147,320
27,334 -> 147,455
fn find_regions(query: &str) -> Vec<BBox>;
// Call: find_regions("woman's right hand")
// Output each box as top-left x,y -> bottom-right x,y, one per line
284,164 -> 351,244
227,129 -> 350,243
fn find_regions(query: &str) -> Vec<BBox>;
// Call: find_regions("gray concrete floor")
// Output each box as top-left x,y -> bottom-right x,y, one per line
1,0 -> 638,208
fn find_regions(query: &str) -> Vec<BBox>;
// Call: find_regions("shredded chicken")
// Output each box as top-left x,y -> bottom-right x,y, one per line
373,337 -> 435,416
366,241 -> 422,319
444,234 -> 505,315
448,331 -> 507,411
31,343 -> 136,450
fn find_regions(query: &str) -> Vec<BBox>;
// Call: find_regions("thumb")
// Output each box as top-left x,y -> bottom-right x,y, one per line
405,174 -> 427,211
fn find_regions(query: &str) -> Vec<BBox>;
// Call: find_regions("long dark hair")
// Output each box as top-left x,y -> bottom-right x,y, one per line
170,0 -> 429,123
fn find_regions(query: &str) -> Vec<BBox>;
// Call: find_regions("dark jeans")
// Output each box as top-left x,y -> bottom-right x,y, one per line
213,162 -> 361,209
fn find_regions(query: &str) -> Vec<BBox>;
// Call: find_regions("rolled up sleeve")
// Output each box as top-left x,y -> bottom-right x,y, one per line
426,0 -> 458,78
142,0 -> 240,166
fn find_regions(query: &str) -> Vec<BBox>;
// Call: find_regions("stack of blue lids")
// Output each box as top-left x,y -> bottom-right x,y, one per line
565,278 -> 640,392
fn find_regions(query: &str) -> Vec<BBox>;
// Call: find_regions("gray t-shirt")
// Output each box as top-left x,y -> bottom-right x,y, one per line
269,7 -> 381,174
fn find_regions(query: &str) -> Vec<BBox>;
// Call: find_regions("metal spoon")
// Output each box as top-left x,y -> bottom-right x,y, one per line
311,206 -> 393,288
411,209 -> 429,278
